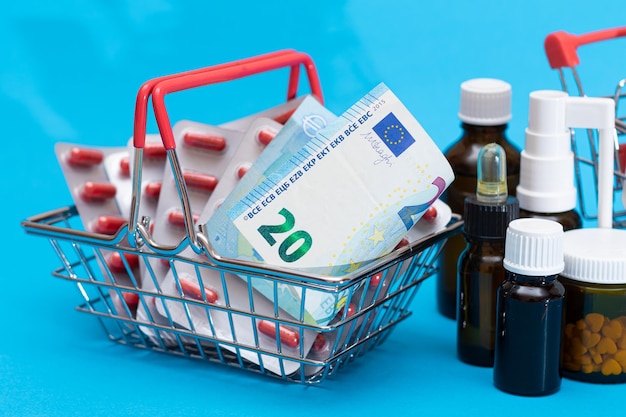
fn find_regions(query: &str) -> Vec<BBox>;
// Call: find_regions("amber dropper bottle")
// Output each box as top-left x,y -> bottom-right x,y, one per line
438,79 -> 520,320
457,143 -> 519,367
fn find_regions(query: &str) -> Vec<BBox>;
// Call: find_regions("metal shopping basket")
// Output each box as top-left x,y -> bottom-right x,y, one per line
544,27 -> 626,227
21,50 -> 462,384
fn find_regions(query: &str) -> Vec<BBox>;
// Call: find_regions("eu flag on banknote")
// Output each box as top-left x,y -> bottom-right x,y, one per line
372,112 -> 415,157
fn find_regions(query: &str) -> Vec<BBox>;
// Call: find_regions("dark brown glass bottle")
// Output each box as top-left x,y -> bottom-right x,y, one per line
457,143 -> 519,367
457,238 -> 510,366
439,79 -> 520,320
493,218 -> 565,396
494,273 -> 565,395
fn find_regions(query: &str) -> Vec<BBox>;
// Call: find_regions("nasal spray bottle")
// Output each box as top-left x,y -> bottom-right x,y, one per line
517,90 -> 583,230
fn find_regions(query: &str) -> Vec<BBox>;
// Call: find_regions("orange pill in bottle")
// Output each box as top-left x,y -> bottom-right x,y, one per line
560,228 -> 626,384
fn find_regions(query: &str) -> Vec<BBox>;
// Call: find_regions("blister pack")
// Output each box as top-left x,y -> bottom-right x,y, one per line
55,143 -> 127,235
55,143 -> 142,319
134,121 -> 243,345
136,98 -> 308,348
155,117 -> 322,374
149,121 -> 244,250
105,134 -> 173,343
158,268 -> 319,376
200,117 -> 283,221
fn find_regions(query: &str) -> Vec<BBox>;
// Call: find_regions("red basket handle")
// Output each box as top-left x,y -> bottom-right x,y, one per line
132,49 -> 309,150
149,51 -> 322,150
129,50 -> 323,253
545,26 -> 626,69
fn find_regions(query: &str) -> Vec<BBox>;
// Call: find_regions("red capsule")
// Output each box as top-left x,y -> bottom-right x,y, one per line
122,292 -> 139,311
144,142 -> 167,158
93,215 -> 127,235
370,272 -> 383,288
257,320 -> 300,349
393,237 -> 410,250
338,302 -> 356,318
167,210 -> 199,228
144,181 -> 162,199
179,277 -> 218,304
236,164 -> 250,179
80,181 -> 117,202
107,252 -> 140,273
257,128 -> 277,146
311,333 -> 328,352
183,171 -> 218,192
119,156 -> 130,177
67,147 -> 104,167
273,108 -> 296,125
421,206 -> 438,223
183,131 -> 227,152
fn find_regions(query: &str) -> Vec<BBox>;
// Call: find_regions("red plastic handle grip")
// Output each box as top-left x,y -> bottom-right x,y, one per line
133,50 -> 322,149
545,26 -> 626,69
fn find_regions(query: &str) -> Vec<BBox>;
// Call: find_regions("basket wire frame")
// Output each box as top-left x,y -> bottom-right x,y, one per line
26,205 -> 460,384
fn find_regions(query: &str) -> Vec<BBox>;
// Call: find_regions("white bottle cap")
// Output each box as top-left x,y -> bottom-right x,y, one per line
458,78 -> 512,126
561,228 -> 626,284
503,218 -> 565,276
517,90 -> 577,213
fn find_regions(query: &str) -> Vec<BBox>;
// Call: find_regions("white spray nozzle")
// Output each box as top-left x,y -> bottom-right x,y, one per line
520,90 -> 615,228
518,91 -> 576,214
565,96 -> 616,228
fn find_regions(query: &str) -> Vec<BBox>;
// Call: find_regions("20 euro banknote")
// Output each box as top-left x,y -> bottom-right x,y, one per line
225,83 -> 454,274
203,84 -> 454,324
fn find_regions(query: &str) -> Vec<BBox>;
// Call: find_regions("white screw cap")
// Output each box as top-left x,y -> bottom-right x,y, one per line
562,228 -> 626,284
458,78 -> 512,126
503,218 -> 564,276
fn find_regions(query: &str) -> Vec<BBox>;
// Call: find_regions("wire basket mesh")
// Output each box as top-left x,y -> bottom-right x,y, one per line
23,205 -> 460,384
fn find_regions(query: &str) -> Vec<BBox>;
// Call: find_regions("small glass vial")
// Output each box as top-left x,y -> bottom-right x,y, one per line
493,218 -> 565,396
457,143 -> 519,367
438,78 -> 521,320
560,228 -> 626,384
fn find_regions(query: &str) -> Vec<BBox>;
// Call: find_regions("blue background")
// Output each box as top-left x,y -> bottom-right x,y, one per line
3,1 -> 626,416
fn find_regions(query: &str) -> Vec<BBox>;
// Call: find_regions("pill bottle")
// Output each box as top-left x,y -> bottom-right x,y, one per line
517,90 -> 582,231
493,218 -> 565,396
559,228 -> 626,383
457,143 -> 519,367
438,78 -> 521,320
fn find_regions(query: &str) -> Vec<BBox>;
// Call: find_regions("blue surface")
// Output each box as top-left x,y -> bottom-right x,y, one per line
3,1 -> 626,416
